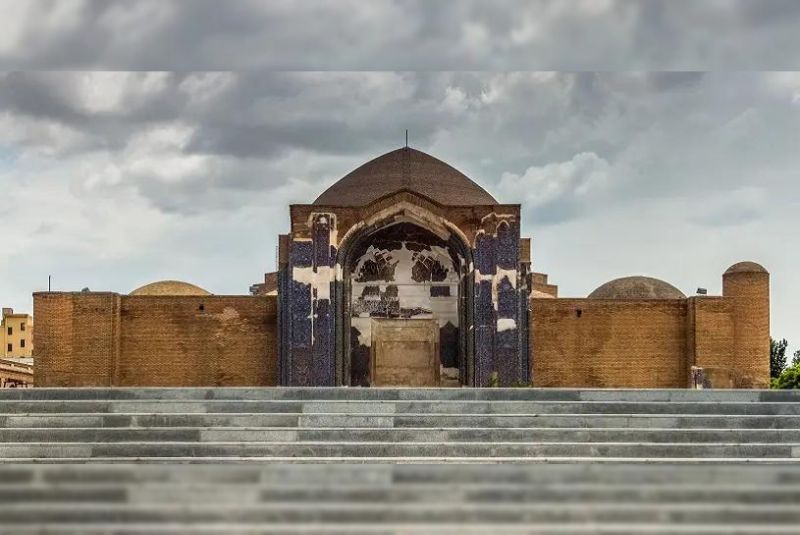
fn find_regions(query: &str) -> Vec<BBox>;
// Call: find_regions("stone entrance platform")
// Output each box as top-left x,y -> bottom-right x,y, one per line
0,387 -> 799,532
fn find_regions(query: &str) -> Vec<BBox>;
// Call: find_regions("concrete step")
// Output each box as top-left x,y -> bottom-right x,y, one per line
6,463 -> 800,486
1,387 -> 798,402
3,427 -> 800,443
3,482 -> 800,504
1,502 -> 800,524
5,413 -> 800,429
2,524 -> 800,535
1,400 -> 798,415
0,441 -> 798,459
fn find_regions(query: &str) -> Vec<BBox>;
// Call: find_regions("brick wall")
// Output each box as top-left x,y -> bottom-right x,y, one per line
33,293 -> 120,386
531,298 -> 688,388
686,297 -> 736,387
34,293 -> 278,387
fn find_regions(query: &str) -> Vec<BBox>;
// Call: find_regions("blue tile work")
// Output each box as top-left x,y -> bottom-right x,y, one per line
279,209 -> 529,388
287,239 -> 313,386
280,214 -> 338,386
473,231 -> 496,387
472,218 -> 527,386
311,214 -> 337,386
277,266 -> 289,385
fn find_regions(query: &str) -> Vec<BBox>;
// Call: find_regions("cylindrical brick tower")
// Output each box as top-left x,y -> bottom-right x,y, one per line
722,261 -> 770,388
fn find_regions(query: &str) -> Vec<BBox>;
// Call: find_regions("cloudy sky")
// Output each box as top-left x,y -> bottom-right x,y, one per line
0,1 -> 799,352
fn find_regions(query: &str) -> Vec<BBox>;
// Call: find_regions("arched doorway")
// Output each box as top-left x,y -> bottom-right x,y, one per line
336,221 -> 474,386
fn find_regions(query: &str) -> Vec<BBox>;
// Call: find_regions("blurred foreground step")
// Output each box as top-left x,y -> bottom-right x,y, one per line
0,462 -> 798,533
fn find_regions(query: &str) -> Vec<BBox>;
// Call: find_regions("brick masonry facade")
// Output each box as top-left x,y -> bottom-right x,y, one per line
33,260 -> 769,390
31,149 -> 770,389
34,293 -> 277,387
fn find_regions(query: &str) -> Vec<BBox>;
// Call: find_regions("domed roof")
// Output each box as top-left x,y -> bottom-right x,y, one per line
130,280 -> 211,296
724,261 -> 768,275
313,147 -> 498,206
588,276 -> 686,299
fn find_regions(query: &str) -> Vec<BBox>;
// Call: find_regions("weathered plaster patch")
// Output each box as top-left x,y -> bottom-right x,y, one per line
292,265 -> 333,300
474,269 -> 494,283
496,268 -> 518,289
211,307 -> 240,322
480,212 -> 516,222
491,268 -> 518,311
308,212 -> 338,246
497,318 -> 517,332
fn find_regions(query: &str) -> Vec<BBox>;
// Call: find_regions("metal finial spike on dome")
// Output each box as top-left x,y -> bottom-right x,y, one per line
405,129 -> 408,148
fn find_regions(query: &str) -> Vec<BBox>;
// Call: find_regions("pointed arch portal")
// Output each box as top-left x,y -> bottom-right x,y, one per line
338,221 -> 474,386
278,196 -> 529,387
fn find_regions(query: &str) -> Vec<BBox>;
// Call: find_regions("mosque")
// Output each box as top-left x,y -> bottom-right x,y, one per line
33,147 -> 770,389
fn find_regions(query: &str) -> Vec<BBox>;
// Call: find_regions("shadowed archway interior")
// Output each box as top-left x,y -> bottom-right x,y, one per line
337,222 -> 474,386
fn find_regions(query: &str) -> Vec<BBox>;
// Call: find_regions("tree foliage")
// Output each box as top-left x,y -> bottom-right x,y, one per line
772,363 -> 800,390
770,338 -> 789,378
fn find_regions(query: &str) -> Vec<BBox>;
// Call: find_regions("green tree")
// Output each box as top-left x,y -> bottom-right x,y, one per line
792,349 -> 800,368
770,338 -> 789,378
772,363 -> 800,390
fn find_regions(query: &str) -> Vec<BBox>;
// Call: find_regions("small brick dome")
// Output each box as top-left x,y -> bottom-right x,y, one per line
313,147 -> 497,206
724,261 -> 768,275
588,276 -> 686,299
130,280 -> 211,296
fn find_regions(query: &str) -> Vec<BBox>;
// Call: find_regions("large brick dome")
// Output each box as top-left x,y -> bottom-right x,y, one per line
588,276 -> 685,299
313,147 -> 498,206
130,280 -> 211,296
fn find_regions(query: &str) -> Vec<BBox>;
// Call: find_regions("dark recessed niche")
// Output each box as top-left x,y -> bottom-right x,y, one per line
199,304 -> 205,311
576,309 -> 582,318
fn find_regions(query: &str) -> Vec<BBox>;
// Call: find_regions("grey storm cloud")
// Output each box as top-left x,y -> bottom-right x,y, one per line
2,0 -> 800,70
1,1 -> 800,355
1,71 -> 799,220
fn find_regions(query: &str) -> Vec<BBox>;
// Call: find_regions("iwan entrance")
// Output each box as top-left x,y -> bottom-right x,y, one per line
278,148 -> 530,388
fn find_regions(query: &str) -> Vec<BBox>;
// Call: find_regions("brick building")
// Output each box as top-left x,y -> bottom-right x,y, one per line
33,147 -> 770,389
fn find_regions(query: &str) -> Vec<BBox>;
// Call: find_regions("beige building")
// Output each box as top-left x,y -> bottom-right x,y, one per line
0,357 -> 33,388
2,308 -> 33,358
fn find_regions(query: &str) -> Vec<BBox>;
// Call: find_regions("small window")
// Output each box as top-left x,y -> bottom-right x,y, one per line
20,339 -> 25,349
6,343 -> 11,353
6,327 -> 10,336
20,322 -> 25,332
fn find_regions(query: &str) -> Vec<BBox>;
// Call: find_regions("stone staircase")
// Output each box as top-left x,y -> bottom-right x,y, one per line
1,387 -> 799,532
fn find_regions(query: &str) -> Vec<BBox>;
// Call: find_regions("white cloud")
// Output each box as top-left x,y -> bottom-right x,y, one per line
0,0 -> 85,55
84,124 -> 212,191
0,113 -> 90,157
498,152 -> 611,207
439,86 -> 470,114
75,72 -> 170,113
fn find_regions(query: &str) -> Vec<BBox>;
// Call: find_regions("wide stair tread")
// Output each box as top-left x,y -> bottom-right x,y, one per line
2,388 -> 799,532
